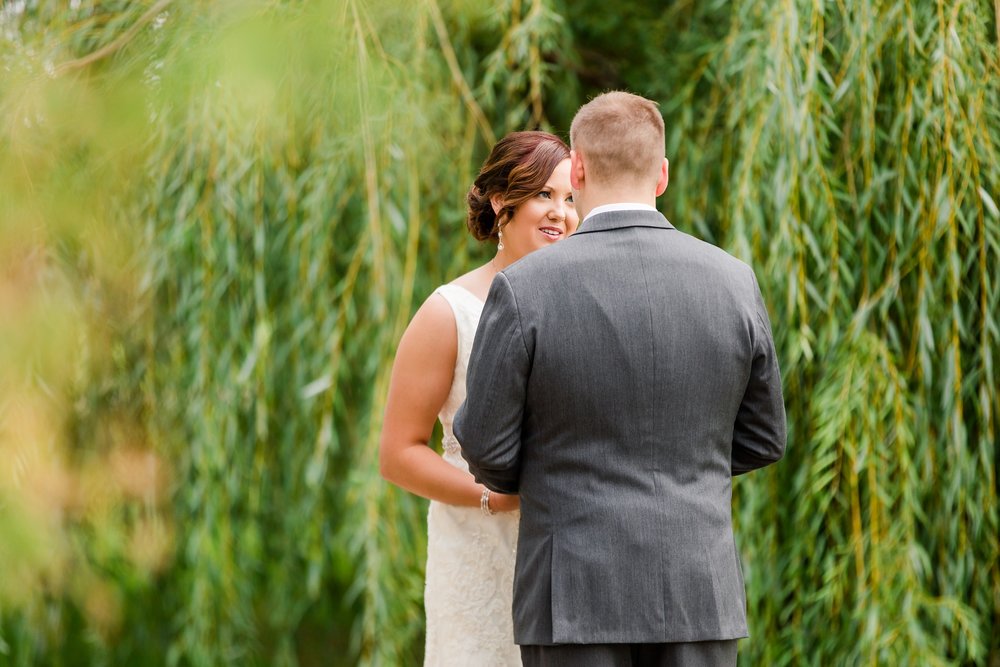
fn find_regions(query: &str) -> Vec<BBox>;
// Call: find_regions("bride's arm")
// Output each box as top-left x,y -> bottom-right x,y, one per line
379,293 -> 518,512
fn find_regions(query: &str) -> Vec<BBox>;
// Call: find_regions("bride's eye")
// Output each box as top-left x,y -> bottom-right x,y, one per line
566,195 -> 574,204
538,190 -> 551,199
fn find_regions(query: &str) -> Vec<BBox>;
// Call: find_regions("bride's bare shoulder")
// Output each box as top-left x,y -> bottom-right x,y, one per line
448,263 -> 493,302
394,289 -> 457,367
410,288 -> 455,332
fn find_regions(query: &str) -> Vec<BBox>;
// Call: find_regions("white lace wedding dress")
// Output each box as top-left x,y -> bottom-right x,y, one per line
423,284 -> 521,666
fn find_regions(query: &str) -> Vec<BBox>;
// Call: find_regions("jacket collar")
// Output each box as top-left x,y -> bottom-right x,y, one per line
572,209 -> 675,236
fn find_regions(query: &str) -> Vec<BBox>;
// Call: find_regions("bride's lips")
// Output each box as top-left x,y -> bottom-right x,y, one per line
538,225 -> 564,241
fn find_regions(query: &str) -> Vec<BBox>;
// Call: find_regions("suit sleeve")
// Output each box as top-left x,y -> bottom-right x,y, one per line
732,270 -> 787,475
453,272 -> 530,493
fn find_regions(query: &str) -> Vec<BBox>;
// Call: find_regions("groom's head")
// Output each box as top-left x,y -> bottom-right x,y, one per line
569,91 -> 668,212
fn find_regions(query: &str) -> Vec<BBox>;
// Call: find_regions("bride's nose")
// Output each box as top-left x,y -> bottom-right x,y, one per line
549,199 -> 567,221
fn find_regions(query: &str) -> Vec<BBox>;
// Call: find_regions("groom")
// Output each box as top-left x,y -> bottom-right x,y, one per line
454,91 -> 786,666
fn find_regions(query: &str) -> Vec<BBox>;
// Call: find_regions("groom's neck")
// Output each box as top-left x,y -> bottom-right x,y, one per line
577,185 -> 658,220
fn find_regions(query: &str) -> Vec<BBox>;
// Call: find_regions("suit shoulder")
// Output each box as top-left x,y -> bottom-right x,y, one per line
671,228 -> 754,277
499,242 -> 571,286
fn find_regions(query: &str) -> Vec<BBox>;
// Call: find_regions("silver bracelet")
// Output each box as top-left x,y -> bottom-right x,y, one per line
480,488 -> 495,516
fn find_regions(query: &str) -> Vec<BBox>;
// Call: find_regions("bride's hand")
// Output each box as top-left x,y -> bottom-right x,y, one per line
490,491 -> 520,513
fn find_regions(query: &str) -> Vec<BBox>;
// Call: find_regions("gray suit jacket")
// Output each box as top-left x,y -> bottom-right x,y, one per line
453,209 -> 786,645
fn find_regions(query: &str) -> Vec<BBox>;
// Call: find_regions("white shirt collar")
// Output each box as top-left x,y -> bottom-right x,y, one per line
581,202 -> 658,225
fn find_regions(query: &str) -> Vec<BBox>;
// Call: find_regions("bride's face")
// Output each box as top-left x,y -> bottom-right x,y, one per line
501,159 -> 578,260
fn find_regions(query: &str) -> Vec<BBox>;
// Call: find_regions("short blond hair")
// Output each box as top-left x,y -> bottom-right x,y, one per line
570,91 -> 664,188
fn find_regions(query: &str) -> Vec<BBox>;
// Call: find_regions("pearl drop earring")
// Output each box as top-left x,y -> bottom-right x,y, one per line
497,228 -> 505,251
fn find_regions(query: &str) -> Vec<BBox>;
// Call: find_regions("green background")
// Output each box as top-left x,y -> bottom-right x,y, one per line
0,1 -> 997,665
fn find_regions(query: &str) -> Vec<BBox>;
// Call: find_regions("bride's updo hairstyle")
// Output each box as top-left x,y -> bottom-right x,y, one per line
466,131 -> 571,242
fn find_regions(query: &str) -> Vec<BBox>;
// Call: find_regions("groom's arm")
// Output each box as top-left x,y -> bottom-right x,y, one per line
453,272 -> 530,494
732,270 -> 787,475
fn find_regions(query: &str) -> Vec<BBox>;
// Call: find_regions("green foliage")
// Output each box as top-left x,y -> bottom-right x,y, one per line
0,0 -> 996,665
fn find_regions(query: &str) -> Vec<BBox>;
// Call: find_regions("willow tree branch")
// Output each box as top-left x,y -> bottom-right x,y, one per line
52,0 -> 173,76
425,0 -> 496,145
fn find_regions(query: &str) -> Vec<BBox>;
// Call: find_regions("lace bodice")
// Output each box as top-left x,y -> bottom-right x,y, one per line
434,284 -> 485,465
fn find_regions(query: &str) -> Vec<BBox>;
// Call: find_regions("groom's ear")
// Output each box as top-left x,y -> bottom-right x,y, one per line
655,157 -> 669,196
570,150 -> 585,189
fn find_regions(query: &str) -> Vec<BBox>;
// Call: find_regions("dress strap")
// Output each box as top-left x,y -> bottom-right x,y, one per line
434,284 -> 486,313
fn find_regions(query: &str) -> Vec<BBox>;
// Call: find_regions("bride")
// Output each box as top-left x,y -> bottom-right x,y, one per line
379,131 -> 578,665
